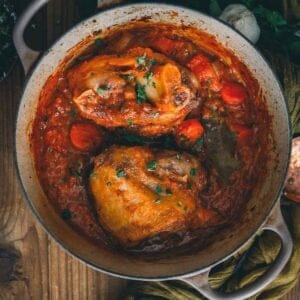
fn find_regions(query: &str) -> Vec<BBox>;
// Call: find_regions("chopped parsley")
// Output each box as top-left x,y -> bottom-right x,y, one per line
94,38 -> 104,47
68,167 -> 82,177
147,160 -> 157,171
121,73 -> 135,81
190,168 -> 197,176
153,112 -> 159,118
144,71 -> 154,84
61,209 -> 72,220
90,172 -> 97,178
195,138 -> 204,147
116,169 -> 125,178
166,188 -> 172,195
155,198 -> 161,204
155,185 -> 163,194
68,108 -> 77,119
149,58 -> 157,66
136,53 -> 147,65
97,85 -> 110,95
176,153 -> 182,161
152,81 -> 157,88
135,83 -> 148,104
177,201 -> 182,207
126,118 -> 134,126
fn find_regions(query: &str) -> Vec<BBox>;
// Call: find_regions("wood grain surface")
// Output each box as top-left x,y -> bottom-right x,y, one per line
0,0 -> 298,299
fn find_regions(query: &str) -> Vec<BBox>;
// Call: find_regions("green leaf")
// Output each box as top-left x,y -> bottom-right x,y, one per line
147,160 -> 157,171
240,0 -> 257,9
116,170 -> 125,178
189,168 -> 197,176
136,53 -> 147,65
155,186 -> 163,194
209,0 -> 222,17
126,118 -> 134,126
135,83 -> 148,104
61,209 -> 72,220
253,5 -> 287,31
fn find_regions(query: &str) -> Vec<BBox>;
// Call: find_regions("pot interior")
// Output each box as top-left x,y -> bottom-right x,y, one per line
15,4 -> 290,279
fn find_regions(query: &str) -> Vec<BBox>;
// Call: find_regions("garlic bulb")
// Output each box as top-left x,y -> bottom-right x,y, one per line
219,4 -> 261,44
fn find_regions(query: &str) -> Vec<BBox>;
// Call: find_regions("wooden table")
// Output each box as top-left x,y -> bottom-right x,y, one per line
0,0 -> 299,299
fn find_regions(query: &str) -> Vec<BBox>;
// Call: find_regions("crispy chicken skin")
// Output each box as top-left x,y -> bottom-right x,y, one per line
67,47 -> 199,136
89,146 -> 206,246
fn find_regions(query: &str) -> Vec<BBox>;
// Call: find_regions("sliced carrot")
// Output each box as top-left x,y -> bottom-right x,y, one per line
70,122 -> 103,152
221,82 -> 247,106
176,119 -> 204,144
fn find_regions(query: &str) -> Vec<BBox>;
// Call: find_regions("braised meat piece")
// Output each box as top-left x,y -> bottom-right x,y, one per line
67,47 -> 199,136
89,146 -> 206,246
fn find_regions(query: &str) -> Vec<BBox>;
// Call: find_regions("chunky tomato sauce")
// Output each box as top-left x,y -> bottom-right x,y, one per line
32,23 -> 270,255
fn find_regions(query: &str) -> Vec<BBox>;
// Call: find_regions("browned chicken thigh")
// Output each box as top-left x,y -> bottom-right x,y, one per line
89,146 -> 207,246
67,47 -> 199,136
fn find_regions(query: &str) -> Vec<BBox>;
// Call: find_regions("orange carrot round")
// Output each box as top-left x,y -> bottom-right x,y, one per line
221,82 -> 247,106
70,123 -> 103,152
176,119 -> 204,144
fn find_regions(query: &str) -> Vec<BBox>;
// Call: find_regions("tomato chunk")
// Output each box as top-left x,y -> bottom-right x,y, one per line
221,82 -> 247,106
176,119 -> 204,144
70,123 -> 103,152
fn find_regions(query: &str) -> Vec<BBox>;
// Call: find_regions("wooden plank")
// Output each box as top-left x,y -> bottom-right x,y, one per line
0,0 -> 298,299
0,0 -> 126,299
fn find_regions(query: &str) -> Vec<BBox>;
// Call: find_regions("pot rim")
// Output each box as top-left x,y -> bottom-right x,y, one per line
14,2 -> 292,280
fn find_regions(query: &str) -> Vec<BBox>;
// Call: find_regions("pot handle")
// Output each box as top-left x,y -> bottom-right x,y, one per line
181,201 -> 293,300
13,0 -> 49,75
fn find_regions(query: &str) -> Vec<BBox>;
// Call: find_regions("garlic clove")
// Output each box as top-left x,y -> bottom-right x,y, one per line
219,4 -> 261,44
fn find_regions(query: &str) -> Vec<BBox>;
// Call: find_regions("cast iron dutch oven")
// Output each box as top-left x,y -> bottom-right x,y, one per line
13,1 -> 292,299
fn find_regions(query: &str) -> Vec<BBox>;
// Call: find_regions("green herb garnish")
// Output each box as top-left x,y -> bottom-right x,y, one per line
135,83 -> 148,104
90,172 -> 97,178
97,85 -> 110,95
147,160 -> 157,171
184,206 -> 188,214
61,209 -> 72,220
155,185 -> 163,194
176,153 -> 182,161
116,170 -> 125,178
144,71 -> 154,84
166,188 -> 172,195
177,201 -> 182,207
68,109 -> 77,119
149,58 -> 157,66
136,53 -> 147,65
68,167 -> 82,177
95,38 -> 104,47
126,118 -> 134,126
155,198 -> 161,203
190,168 -> 197,176
121,73 -> 135,81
